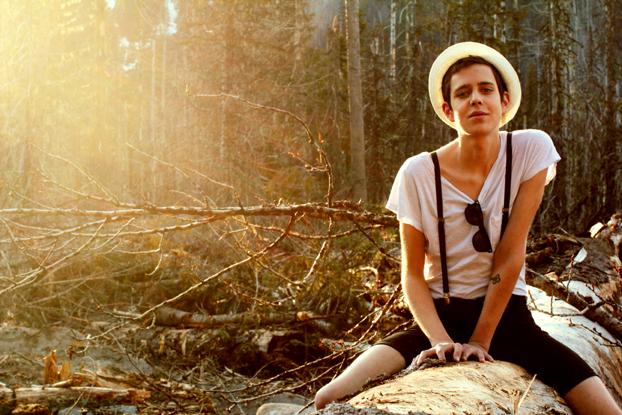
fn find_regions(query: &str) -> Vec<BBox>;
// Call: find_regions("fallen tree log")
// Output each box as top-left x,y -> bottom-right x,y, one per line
526,267 -> 622,342
0,386 -> 149,414
154,307 -> 315,327
345,361 -> 569,415
321,287 -> 622,415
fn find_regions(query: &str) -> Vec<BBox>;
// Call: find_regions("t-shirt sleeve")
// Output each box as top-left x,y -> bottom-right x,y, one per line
519,130 -> 561,185
385,156 -> 425,231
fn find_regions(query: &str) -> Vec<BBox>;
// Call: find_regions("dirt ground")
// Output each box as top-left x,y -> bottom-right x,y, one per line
0,324 -> 311,414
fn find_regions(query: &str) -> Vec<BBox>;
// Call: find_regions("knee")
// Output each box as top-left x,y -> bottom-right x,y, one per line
315,383 -> 340,411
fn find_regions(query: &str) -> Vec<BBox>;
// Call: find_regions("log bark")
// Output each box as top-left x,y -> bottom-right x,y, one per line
346,361 -> 571,415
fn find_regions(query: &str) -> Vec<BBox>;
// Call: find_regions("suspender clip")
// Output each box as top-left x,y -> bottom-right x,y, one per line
443,293 -> 450,305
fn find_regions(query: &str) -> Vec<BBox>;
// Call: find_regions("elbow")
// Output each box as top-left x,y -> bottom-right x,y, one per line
492,250 -> 526,282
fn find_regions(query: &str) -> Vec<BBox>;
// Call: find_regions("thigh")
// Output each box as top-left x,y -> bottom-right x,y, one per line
490,297 -> 597,396
376,325 -> 431,366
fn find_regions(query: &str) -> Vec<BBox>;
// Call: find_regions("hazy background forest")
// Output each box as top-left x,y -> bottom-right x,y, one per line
1,0 -> 621,233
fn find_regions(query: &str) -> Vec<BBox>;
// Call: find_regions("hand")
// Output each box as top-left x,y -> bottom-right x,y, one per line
460,341 -> 494,363
413,341 -> 464,365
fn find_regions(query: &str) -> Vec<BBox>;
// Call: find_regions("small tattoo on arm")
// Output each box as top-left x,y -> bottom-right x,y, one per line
491,274 -> 501,285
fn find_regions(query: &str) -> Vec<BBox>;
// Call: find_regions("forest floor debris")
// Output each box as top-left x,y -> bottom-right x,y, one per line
0,205 -> 620,414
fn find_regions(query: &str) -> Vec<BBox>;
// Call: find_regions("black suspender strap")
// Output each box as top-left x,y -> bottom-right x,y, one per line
501,132 -> 513,238
431,151 -> 450,305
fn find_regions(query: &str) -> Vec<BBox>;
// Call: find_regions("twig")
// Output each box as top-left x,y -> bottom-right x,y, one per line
353,219 -> 401,263
127,143 -> 210,208
528,290 -> 607,317
296,400 -> 315,414
30,142 -> 121,205
64,388 -> 87,415
145,233 -> 165,276
183,166 -> 242,206
511,374 -> 536,414
302,219 -> 335,287
12,352 -> 45,367
92,218 -> 136,251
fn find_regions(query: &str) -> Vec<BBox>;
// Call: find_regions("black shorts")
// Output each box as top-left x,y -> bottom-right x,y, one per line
377,295 -> 596,396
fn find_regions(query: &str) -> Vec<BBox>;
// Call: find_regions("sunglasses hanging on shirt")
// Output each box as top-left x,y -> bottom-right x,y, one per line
465,200 -> 492,253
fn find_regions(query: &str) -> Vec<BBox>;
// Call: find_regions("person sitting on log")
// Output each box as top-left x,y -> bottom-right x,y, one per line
315,42 -> 622,415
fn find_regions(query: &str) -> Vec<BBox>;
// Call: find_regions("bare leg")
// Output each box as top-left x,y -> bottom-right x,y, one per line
564,376 -> 622,415
314,345 -> 406,410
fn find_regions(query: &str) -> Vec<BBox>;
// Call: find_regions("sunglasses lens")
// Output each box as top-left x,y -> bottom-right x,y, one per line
472,230 -> 492,253
465,202 -> 483,226
465,201 -> 492,252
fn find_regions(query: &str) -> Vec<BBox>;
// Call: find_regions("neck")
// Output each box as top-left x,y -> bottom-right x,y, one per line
455,129 -> 501,174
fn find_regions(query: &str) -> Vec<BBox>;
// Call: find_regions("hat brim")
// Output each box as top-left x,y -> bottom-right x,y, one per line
428,42 -> 521,129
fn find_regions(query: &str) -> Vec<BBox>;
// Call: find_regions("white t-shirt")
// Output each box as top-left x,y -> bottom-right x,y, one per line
386,130 -> 561,299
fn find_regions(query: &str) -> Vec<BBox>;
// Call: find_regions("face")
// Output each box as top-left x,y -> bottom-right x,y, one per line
442,64 -> 510,137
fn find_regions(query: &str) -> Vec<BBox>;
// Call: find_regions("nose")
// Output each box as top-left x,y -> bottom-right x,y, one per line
470,91 -> 482,105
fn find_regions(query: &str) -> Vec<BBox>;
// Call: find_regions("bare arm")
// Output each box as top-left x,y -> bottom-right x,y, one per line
400,222 -> 465,363
462,168 -> 548,360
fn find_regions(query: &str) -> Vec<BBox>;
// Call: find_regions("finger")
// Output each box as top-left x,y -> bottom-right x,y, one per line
484,352 -> 494,363
468,348 -> 486,363
452,343 -> 462,362
415,351 -> 427,365
415,349 -> 433,365
460,348 -> 473,361
436,347 -> 446,361
459,347 -> 478,362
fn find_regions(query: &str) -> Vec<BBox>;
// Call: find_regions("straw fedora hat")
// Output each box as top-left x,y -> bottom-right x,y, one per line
428,42 -> 522,129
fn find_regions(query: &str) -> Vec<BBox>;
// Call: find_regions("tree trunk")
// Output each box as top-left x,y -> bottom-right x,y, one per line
603,0 -> 620,216
151,37 -> 158,201
390,0 -> 397,82
345,0 -> 367,202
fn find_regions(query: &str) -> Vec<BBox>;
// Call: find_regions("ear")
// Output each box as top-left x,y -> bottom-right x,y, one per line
501,91 -> 510,114
442,102 -> 455,122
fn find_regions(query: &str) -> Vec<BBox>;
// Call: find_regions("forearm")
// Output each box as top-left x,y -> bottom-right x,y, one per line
468,244 -> 525,349
403,272 -> 452,346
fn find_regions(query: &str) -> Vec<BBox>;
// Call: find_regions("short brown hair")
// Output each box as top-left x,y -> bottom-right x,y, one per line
441,56 -> 508,109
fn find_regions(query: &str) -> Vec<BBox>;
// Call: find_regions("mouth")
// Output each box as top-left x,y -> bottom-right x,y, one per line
469,111 -> 488,118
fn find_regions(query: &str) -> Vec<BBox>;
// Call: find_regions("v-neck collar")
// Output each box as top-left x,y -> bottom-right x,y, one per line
435,133 -> 505,203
